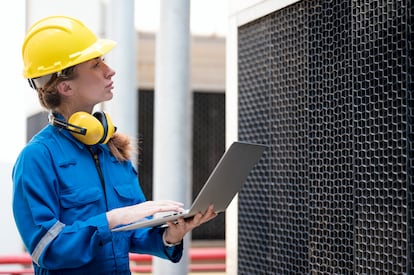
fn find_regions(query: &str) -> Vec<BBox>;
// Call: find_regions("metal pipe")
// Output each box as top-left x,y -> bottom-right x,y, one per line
152,0 -> 192,274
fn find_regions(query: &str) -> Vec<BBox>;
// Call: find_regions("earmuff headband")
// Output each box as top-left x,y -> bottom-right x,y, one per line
48,111 -> 116,145
48,113 -> 87,135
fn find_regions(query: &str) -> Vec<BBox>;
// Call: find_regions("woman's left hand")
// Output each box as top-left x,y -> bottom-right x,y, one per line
163,204 -> 217,244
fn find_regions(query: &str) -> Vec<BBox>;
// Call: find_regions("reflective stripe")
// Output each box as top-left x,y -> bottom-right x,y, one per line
32,221 -> 65,265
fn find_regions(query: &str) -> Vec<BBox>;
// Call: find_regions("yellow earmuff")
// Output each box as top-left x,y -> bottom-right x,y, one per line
51,111 -> 116,145
91,111 -> 116,144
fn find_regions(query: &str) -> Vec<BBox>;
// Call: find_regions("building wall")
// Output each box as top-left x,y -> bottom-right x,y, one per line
136,32 -> 225,91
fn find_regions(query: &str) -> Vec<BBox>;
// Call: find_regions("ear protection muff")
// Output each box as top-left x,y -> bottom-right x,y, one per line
49,111 -> 116,145
90,111 -> 116,144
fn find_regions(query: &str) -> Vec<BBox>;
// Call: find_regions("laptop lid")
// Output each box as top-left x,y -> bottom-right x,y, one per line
186,141 -> 267,216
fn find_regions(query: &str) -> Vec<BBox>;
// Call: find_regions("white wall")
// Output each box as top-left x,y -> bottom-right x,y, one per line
0,1 -> 28,254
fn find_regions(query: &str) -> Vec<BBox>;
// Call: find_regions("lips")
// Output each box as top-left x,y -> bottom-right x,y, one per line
106,81 -> 114,89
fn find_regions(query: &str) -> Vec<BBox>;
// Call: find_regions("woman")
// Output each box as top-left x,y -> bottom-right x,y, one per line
12,15 -> 216,274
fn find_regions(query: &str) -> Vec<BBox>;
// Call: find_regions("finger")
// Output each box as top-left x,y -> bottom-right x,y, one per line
190,212 -> 203,226
206,204 -> 215,213
198,209 -> 217,224
166,220 -> 177,228
176,218 -> 185,225
141,201 -> 185,216
160,201 -> 185,212
155,200 -> 184,208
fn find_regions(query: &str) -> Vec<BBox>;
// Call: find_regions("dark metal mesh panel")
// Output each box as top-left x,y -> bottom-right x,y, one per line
137,89 -> 155,200
237,14 -> 273,274
270,3 -> 309,274
307,1 -> 354,273
238,0 -> 414,273
137,90 -> 225,240
191,92 -> 226,240
353,1 -> 409,273
408,0 -> 414,271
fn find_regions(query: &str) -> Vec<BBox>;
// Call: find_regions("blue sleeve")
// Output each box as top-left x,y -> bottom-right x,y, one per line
130,227 -> 183,263
12,142 -> 112,269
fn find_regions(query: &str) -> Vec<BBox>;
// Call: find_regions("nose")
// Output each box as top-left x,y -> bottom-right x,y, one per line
104,62 -> 116,78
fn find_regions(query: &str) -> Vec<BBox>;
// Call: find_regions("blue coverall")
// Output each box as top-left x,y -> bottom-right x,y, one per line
12,121 -> 183,274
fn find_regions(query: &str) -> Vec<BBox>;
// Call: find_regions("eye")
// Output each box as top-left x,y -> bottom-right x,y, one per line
92,57 -> 105,68
93,60 -> 101,68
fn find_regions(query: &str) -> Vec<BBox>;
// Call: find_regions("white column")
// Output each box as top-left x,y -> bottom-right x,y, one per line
0,0 -> 27,254
153,0 -> 192,274
226,11 -> 239,275
104,0 -> 138,164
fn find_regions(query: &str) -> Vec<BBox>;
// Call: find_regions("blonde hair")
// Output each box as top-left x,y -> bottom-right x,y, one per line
107,132 -> 137,162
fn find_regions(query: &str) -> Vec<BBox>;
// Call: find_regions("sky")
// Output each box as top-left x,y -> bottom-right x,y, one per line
134,0 -> 227,36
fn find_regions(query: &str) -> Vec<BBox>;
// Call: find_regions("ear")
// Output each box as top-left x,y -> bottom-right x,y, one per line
56,81 -> 72,95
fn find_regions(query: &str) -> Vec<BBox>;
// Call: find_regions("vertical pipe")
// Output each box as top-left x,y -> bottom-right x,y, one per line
226,13 -> 239,275
153,0 -> 192,274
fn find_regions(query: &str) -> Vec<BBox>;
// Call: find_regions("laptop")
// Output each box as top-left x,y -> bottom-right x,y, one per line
112,141 -> 267,231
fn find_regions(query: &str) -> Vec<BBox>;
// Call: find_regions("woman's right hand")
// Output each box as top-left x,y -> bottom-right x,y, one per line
106,200 -> 184,229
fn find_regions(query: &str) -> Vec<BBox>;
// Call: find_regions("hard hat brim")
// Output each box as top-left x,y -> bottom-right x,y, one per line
70,38 -> 116,69
23,38 -> 116,79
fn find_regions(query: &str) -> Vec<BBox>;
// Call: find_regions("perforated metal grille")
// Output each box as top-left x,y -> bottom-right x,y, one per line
307,1 -> 354,273
353,1 -> 410,273
238,13 -> 273,275
238,0 -> 414,273
192,91 -> 226,239
407,0 -> 414,271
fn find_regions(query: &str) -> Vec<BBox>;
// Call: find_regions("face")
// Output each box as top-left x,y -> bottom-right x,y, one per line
66,57 -> 116,111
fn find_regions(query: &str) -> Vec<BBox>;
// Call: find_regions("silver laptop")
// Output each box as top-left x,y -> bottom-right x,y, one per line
112,141 -> 267,231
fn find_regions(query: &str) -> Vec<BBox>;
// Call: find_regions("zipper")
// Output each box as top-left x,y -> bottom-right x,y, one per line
88,147 -> 108,210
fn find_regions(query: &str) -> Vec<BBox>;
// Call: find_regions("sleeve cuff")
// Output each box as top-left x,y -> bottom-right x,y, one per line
93,213 -> 113,246
162,231 -> 182,247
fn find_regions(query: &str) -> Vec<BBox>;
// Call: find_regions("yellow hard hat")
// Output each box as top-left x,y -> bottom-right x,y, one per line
22,15 -> 116,79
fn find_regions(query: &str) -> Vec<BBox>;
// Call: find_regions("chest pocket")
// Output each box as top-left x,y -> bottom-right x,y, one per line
60,186 -> 103,223
113,184 -> 140,206
60,186 -> 101,207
